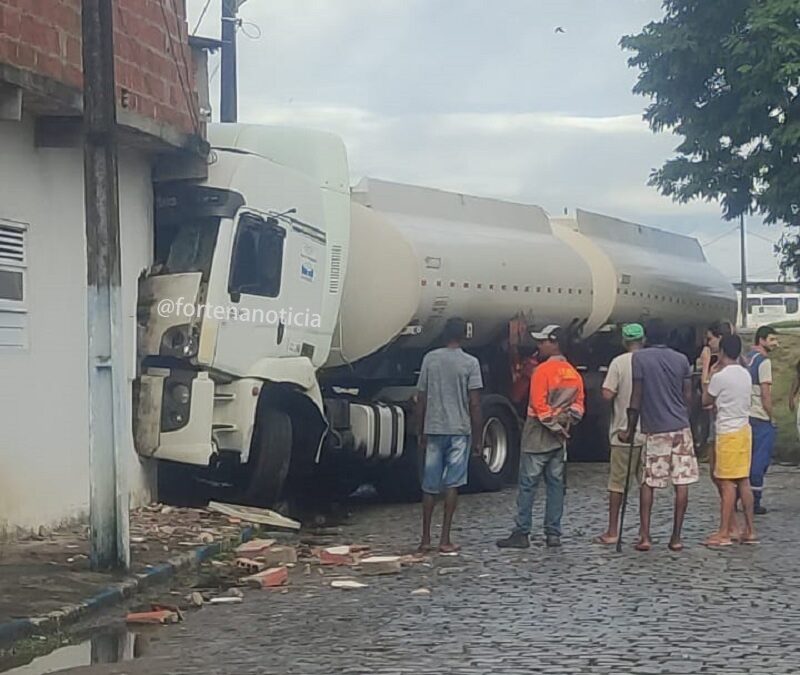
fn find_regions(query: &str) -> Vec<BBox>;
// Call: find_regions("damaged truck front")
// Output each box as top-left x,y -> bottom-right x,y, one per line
134,126 -> 351,504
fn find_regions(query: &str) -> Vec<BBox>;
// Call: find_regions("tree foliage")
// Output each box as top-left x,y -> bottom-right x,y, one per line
621,0 -> 800,276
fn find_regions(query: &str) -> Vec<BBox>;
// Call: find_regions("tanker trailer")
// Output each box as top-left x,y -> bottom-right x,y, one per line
133,124 -> 735,505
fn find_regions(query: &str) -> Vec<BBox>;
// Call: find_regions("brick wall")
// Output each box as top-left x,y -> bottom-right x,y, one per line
0,0 -> 199,136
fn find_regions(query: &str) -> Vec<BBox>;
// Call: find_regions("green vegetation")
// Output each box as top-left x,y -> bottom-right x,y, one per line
766,331 -> 800,461
621,0 -> 800,275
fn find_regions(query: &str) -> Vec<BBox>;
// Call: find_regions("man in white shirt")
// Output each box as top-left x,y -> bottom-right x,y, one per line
702,334 -> 757,546
594,323 -> 645,546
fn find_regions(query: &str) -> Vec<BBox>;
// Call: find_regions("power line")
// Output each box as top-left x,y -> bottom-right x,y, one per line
700,225 -> 738,248
158,0 -> 201,135
192,0 -> 213,34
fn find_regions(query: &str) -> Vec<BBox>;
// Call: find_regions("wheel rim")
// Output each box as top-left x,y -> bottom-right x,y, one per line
482,417 -> 508,474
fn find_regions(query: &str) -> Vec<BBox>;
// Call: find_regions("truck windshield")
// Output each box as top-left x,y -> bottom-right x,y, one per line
155,217 -> 220,281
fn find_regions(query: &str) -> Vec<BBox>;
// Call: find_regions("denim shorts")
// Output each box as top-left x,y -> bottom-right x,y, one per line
422,434 -> 470,495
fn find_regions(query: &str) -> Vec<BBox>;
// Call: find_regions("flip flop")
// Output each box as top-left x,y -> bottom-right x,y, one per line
668,541 -> 685,552
740,537 -> 760,545
593,535 -> 619,546
438,544 -> 461,555
704,538 -> 733,548
634,541 -> 652,552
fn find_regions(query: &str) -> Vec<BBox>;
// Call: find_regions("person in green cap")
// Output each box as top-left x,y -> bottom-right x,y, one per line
594,323 -> 645,545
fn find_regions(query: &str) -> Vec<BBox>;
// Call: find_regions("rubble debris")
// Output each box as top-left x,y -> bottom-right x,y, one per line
226,588 -> 245,598
198,533 -> 215,544
260,545 -> 298,566
244,566 -> 289,589
331,579 -> 367,590
189,592 -> 205,608
320,546 -> 354,566
359,555 -> 402,576
208,501 -> 301,530
210,596 -> 243,605
126,608 -> 181,625
235,539 -> 277,559
235,558 -> 267,574
411,588 -> 431,596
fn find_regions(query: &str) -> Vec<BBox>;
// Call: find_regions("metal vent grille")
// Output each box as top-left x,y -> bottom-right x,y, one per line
0,223 -> 25,266
328,244 -> 342,294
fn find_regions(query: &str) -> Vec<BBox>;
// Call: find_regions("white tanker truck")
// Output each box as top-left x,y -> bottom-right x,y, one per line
134,124 -> 736,504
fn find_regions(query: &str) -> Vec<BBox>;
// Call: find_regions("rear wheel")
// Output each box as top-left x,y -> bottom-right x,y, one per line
467,401 -> 520,492
239,405 -> 292,506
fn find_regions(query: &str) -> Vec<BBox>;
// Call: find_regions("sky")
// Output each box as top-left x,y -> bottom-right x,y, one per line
188,0 -> 784,281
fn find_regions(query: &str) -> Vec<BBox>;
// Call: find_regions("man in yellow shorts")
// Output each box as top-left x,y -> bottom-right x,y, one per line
702,334 -> 757,546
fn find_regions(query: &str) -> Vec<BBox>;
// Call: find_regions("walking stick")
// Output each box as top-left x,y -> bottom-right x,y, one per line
616,409 -> 639,554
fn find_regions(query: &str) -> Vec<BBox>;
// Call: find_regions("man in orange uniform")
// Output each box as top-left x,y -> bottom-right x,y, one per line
497,325 -> 585,548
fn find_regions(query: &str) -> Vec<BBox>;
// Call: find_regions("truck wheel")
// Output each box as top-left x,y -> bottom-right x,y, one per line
240,406 -> 292,506
467,402 -> 520,492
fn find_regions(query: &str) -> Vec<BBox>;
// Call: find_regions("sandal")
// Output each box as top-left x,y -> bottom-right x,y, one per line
593,534 -> 619,545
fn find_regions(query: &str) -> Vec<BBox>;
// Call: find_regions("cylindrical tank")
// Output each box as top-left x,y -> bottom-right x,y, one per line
326,179 -> 736,369
326,179 -> 594,366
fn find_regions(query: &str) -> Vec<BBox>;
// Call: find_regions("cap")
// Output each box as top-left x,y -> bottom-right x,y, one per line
622,323 -> 645,342
530,324 -> 562,341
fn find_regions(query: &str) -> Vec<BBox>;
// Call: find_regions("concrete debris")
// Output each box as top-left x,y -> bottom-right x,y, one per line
359,555 -> 402,576
226,587 -> 245,598
259,545 -> 298,566
189,592 -> 205,608
320,546 -> 355,566
198,533 -> 215,545
209,596 -> 243,605
207,501 -> 301,530
411,588 -> 431,596
235,558 -> 267,574
330,580 -> 367,590
244,566 -> 289,589
126,608 -> 181,625
235,539 -> 278,559
160,506 -> 174,515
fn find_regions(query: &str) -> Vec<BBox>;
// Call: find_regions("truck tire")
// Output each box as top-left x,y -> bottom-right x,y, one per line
467,401 -> 520,492
240,406 -> 292,506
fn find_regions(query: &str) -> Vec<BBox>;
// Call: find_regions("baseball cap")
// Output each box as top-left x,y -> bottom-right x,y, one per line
530,324 -> 562,341
622,323 -> 645,342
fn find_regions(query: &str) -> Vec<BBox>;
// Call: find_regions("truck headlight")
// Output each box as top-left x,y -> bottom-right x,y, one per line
161,324 -> 198,358
171,383 -> 191,405
161,375 -> 193,433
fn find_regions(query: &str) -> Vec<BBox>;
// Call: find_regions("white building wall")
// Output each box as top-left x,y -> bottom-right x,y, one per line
0,117 -> 156,536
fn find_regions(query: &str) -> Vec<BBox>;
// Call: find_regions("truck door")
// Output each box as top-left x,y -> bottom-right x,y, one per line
214,211 -> 289,369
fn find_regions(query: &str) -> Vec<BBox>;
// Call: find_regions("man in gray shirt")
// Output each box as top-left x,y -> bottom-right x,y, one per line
416,317 -> 483,553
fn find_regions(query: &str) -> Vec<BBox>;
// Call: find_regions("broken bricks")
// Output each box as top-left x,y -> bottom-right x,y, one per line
243,566 -> 289,589
235,538 -> 277,559
359,555 -> 402,576
319,545 -> 355,566
126,605 -> 183,625
235,558 -> 267,575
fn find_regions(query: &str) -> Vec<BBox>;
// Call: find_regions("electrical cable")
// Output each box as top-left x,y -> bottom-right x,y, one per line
157,0 -> 202,135
191,0 -> 213,34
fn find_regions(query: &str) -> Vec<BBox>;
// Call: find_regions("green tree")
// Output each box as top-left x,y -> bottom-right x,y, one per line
621,0 -> 800,276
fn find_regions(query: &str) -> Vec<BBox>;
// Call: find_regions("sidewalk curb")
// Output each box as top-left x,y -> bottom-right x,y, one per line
0,526 -> 256,648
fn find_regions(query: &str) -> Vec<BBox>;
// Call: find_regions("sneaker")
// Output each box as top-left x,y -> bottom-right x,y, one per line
496,532 -> 530,549
546,534 -> 562,548
754,504 -> 768,515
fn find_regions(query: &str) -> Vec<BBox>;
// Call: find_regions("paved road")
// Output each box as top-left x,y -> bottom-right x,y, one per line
62,464 -> 800,675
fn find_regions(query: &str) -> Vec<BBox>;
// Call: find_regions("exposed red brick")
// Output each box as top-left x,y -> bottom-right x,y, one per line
0,0 -> 199,136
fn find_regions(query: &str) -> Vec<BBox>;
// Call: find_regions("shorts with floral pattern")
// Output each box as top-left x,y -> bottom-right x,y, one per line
642,427 -> 699,489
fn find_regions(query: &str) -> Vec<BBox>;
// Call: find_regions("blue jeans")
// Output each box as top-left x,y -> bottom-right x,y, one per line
422,434 -> 470,495
750,418 -> 777,505
513,448 -> 565,537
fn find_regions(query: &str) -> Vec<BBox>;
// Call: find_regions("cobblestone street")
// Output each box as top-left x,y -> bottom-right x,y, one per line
61,464 -> 800,675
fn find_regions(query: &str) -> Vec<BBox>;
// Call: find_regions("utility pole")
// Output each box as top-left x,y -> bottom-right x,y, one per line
220,0 -> 241,122
82,0 -> 130,570
740,213 -> 749,329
